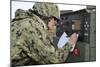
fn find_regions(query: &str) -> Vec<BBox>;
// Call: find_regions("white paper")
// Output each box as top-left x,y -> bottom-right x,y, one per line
57,32 -> 69,48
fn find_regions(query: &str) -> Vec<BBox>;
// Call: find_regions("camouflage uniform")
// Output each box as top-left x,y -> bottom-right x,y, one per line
11,2 -> 72,66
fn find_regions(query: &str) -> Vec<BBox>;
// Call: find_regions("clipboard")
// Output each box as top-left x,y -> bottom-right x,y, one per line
57,32 -> 79,52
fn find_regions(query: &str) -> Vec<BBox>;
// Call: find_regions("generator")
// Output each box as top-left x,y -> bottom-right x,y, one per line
57,6 -> 96,62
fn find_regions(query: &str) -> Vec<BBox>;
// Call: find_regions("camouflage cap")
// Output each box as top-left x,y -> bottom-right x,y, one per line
32,2 -> 60,20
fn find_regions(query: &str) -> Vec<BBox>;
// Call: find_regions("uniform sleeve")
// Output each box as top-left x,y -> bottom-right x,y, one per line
56,42 -> 72,63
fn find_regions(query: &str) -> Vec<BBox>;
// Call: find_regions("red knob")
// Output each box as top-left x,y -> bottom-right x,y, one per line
72,48 -> 80,56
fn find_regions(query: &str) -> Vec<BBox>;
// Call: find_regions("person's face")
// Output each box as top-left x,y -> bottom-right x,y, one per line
48,18 -> 57,30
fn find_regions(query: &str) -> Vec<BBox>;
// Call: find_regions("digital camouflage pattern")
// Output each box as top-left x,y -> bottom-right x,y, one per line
11,2 -> 72,66
32,2 -> 60,19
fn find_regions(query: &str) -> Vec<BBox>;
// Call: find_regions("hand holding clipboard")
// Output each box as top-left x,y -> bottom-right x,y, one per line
57,32 -> 79,52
